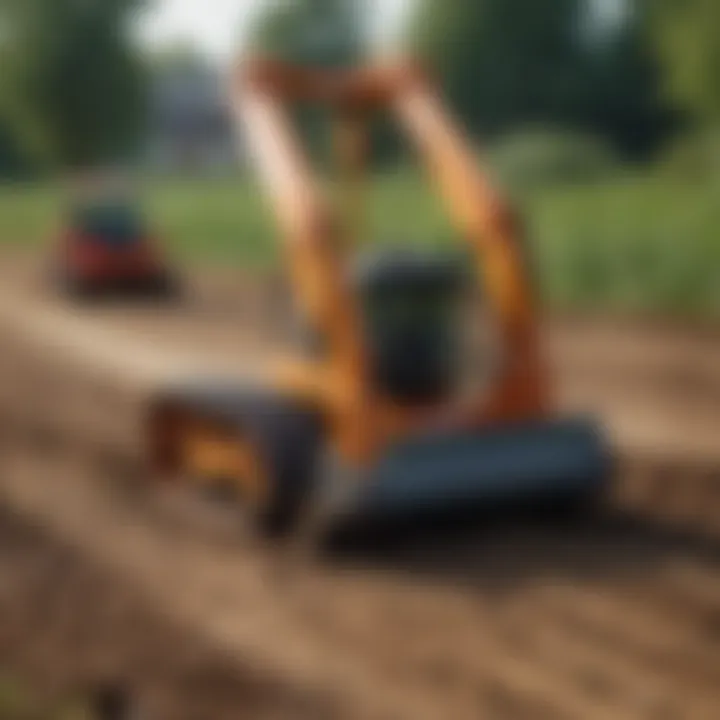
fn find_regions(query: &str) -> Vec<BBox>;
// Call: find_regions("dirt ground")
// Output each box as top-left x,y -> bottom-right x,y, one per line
0,255 -> 719,719
0,503 -> 344,720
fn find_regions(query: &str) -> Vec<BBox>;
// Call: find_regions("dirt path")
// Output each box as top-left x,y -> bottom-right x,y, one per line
3,414 -> 720,720
0,255 -> 719,719
0,503 -> 341,720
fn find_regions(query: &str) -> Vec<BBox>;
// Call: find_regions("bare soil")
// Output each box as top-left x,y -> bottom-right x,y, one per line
0,503 -> 343,720
0,254 -> 719,719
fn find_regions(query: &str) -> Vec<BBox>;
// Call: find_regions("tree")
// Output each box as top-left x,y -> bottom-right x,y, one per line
581,0 -> 676,157
1,0 -> 150,170
248,0 -> 365,68
408,0 -> 672,157
651,0 -> 720,124
0,118 -> 32,179
409,0 -> 591,136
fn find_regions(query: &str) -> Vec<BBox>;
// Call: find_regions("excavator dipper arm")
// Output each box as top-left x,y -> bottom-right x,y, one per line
233,58 -> 548,458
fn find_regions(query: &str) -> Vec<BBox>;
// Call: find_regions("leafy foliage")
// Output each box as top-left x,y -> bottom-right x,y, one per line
488,129 -> 619,190
248,0 -> 365,67
410,0 -> 588,133
660,127 -> 720,181
580,3 -> 676,157
408,0 -> 672,157
1,0 -> 150,169
651,0 -> 720,123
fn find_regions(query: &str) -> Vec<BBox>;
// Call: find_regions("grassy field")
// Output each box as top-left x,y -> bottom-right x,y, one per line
528,174 -> 720,316
0,171 -> 717,317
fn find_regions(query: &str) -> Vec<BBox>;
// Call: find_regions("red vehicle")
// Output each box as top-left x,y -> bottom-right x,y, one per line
53,200 -> 179,299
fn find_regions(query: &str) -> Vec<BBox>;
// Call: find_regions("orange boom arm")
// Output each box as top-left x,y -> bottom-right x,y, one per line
232,58 -> 548,461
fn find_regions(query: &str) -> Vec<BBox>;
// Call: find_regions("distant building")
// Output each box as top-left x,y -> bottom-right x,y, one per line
146,63 -> 239,175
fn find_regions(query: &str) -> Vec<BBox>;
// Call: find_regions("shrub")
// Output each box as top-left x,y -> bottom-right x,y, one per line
660,127 -> 720,182
487,128 -> 620,191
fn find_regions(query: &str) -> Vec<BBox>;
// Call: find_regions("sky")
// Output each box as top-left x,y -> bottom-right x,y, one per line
140,0 -> 415,64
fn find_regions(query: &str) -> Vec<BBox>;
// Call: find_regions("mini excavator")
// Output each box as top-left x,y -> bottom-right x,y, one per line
148,58 -> 612,538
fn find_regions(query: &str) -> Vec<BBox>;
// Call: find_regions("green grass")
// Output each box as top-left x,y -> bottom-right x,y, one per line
147,171 -> 450,262
0,169 -> 718,317
0,182 -> 62,248
526,174 -> 720,316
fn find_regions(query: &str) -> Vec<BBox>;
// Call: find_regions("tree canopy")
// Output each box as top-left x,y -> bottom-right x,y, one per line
651,0 -> 720,125
248,0 -> 365,67
1,0 -> 150,170
0,0 -> 715,177
408,0 -> 672,157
